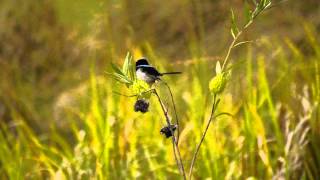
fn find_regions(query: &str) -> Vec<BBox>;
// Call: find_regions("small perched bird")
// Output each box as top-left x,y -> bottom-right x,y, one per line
135,57 -> 181,85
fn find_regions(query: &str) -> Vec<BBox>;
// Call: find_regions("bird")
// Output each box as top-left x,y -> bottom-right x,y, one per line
135,57 -> 181,85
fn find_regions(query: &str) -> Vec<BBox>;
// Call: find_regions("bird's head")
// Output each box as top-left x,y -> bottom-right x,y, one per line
136,57 -> 150,70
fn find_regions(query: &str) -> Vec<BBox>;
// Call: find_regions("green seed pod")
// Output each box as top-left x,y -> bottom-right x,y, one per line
209,72 -> 228,94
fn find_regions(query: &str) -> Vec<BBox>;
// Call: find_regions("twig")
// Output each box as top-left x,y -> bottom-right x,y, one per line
161,81 -> 181,142
188,94 -> 220,179
221,31 -> 242,71
153,89 -> 186,179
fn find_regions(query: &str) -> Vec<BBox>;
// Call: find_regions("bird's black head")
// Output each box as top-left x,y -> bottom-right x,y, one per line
136,58 -> 149,70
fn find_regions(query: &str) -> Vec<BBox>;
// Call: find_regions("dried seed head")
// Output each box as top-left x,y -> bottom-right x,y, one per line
134,99 -> 149,113
160,124 -> 177,138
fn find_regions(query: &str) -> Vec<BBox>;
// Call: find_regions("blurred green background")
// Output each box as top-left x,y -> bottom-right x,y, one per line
0,0 -> 319,179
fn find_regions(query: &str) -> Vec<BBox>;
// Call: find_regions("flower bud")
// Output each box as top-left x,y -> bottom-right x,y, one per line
209,72 -> 228,94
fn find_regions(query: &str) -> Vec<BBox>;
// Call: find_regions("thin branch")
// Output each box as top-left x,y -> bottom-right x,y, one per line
188,95 -> 220,179
161,81 -> 181,142
221,31 -> 242,71
153,89 -> 186,179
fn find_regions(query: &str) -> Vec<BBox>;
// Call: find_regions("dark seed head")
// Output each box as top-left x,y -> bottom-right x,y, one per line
134,99 -> 149,113
160,124 -> 177,138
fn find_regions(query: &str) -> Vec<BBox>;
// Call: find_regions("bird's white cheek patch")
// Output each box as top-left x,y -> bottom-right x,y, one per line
136,69 -> 155,84
136,69 -> 146,80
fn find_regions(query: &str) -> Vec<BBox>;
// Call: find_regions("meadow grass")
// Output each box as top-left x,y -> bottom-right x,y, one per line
0,0 -> 319,179
1,26 -> 319,178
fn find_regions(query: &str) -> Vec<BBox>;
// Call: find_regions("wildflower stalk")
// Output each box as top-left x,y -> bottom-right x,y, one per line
222,0 -> 272,70
188,94 -> 220,179
153,89 -> 186,179
221,31 -> 242,71
189,1 -> 272,178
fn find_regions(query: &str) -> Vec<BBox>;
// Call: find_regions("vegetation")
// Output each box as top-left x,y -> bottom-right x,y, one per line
0,0 -> 319,179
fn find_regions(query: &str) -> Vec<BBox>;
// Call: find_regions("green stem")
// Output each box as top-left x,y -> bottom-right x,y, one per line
188,95 -> 220,179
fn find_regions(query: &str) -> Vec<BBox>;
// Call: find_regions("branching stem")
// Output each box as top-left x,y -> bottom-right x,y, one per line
221,30 -> 242,71
153,89 -> 186,179
161,81 -> 180,142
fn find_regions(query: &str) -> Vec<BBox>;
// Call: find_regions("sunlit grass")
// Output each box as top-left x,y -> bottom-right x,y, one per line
1,28 -> 319,178
0,0 -> 319,179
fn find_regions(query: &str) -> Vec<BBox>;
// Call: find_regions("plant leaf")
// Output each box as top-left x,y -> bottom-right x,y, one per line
122,52 -> 130,77
111,63 -> 126,77
128,54 -> 136,81
230,9 -> 239,39
122,52 -> 136,82
106,71 -> 132,84
234,40 -> 254,48
244,1 -> 252,25
108,62 -> 133,85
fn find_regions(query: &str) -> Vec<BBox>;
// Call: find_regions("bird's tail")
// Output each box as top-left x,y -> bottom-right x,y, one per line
161,72 -> 182,75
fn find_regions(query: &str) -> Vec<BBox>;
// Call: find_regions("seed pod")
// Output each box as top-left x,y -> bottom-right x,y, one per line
134,99 -> 149,113
160,124 -> 177,138
209,72 -> 228,95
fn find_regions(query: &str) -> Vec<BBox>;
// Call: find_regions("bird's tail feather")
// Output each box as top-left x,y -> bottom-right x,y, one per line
161,72 -> 182,75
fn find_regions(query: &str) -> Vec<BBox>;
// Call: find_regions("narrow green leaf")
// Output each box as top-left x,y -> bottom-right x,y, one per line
257,0 -> 265,10
265,1 -> 272,9
231,29 -> 236,39
122,52 -> 136,82
112,73 -> 132,84
234,40 -> 254,48
111,63 -> 126,77
244,1 -> 252,24
230,9 -> 239,39
128,54 -> 136,81
105,69 -> 133,85
122,52 -> 130,77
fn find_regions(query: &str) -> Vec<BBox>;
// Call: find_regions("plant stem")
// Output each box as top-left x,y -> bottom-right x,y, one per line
153,89 -> 186,179
188,2 -> 273,178
162,81 -> 180,142
221,31 -> 242,71
188,94 -> 219,179
221,3 -> 270,71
